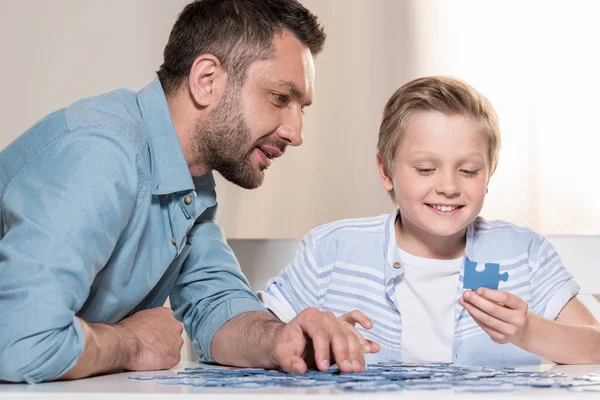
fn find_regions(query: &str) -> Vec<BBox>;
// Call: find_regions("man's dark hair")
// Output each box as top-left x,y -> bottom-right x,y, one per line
157,0 -> 326,94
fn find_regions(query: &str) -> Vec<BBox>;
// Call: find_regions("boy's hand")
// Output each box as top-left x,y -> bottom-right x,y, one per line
338,310 -> 381,354
459,288 -> 531,345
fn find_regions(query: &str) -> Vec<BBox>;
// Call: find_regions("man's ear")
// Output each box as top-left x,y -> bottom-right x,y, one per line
376,153 -> 394,191
187,54 -> 226,108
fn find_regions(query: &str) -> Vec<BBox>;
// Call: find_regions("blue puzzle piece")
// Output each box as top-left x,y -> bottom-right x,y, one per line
463,257 -> 508,290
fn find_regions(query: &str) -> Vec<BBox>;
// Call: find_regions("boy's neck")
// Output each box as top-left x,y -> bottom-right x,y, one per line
395,215 -> 466,260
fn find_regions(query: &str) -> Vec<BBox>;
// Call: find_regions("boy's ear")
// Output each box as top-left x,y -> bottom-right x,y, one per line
376,154 -> 394,191
187,54 -> 227,108
487,162 -> 497,188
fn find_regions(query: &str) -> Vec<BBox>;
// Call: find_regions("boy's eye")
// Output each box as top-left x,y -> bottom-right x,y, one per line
460,169 -> 479,176
416,168 -> 435,175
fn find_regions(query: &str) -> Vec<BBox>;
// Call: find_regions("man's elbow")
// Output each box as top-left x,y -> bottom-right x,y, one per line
0,329 -> 83,384
0,344 -> 38,383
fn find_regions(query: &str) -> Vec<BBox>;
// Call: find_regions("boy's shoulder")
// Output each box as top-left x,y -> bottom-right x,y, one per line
309,213 -> 390,242
471,216 -> 546,255
473,216 -> 538,236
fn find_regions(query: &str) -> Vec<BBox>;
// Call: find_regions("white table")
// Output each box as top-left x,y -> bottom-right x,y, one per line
2,362 -> 600,399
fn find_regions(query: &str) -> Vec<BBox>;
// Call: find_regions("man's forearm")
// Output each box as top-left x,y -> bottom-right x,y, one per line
210,312 -> 284,369
514,312 -> 600,364
59,318 -> 133,380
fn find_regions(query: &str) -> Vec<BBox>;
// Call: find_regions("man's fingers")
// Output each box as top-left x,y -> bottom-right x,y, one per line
340,310 -> 373,330
279,355 -> 308,375
307,327 -> 333,371
366,340 -> 380,354
343,322 -> 381,354
328,329 -> 353,372
295,308 -> 369,373
293,309 -> 333,370
343,322 -> 372,353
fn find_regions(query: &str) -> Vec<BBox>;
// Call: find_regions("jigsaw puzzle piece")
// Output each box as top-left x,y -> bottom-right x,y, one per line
463,257 -> 509,290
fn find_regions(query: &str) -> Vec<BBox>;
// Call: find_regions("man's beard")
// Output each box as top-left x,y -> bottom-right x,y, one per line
193,87 -> 265,190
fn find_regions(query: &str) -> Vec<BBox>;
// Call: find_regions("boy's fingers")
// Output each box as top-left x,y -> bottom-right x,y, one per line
460,296 -> 513,334
463,290 -> 513,322
476,288 -> 525,311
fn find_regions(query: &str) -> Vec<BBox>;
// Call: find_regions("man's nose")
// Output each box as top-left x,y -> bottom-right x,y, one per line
276,108 -> 303,147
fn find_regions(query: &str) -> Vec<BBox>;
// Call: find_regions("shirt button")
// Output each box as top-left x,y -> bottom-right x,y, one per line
184,196 -> 192,205
162,194 -> 169,199
393,262 -> 401,269
171,237 -> 176,245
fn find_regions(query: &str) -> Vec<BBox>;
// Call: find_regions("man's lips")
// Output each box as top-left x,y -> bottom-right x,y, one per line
257,145 -> 284,159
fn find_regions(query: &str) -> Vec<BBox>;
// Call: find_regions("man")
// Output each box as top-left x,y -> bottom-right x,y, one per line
0,0 -> 376,384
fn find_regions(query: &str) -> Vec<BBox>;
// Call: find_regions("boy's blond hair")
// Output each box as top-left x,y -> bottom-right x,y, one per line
377,76 -> 501,199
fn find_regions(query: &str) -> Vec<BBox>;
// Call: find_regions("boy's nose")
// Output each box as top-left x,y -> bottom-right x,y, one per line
436,174 -> 460,197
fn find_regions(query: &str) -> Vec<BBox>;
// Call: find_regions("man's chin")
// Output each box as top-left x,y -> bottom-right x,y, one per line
220,170 -> 264,190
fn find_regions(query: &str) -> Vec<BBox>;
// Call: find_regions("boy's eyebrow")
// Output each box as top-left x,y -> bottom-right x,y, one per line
409,151 -> 486,161
408,151 -> 437,158
276,80 -> 312,107
463,152 -> 486,161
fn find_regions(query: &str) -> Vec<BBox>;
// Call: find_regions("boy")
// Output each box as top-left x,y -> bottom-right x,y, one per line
259,76 -> 600,366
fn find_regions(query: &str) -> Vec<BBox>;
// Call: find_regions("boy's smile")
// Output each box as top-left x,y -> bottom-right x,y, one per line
426,203 -> 465,215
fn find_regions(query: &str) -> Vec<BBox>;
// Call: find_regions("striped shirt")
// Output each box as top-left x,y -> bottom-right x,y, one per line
261,210 -> 580,366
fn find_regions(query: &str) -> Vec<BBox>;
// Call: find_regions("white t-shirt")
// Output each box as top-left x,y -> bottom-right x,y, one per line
394,247 -> 462,363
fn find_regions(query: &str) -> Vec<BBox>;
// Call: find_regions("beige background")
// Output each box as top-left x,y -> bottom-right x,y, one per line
1,0 -> 598,238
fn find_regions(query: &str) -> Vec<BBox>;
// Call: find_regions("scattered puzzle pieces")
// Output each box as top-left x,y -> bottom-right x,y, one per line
463,257 -> 508,290
129,362 -> 600,393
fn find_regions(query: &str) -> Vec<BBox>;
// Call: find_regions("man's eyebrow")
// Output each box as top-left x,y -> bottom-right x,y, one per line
276,80 -> 312,106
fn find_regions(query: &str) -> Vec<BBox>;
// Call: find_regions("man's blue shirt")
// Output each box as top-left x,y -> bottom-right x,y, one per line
0,77 -> 266,383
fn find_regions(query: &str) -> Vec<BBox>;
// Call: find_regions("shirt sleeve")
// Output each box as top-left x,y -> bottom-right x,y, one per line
168,202 -> 269,363
0,128 -> 139,383
529,234 -> 580,320
260,231 -> 321,318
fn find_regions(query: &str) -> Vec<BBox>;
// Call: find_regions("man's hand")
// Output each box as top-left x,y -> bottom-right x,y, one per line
60,307 -> 184,381
459,288 -> 530,345
338,310 -> 381,354
116,307 -> 184,371
269,307 -> 376,374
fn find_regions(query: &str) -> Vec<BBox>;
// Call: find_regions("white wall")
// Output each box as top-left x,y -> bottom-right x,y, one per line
1,0 -> 598,239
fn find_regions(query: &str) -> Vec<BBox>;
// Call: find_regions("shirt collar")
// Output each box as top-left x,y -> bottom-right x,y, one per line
382,208 -> 476,283
137,76 -> 195,195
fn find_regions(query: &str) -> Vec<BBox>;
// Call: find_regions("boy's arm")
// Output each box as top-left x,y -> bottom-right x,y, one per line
460,289 -> 600,364
256,231 -> 323,320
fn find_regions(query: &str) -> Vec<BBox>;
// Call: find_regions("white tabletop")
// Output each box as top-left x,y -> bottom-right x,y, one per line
3,362 -> 600,399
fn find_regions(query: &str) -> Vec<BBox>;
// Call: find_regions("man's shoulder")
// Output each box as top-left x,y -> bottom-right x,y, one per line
63,88 -> 147,150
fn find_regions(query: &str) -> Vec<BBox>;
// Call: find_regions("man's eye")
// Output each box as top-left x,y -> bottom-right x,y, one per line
272,93 -> 288,105
416,168 -> 435,175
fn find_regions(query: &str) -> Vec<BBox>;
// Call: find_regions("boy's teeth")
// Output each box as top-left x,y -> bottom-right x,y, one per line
434,205 -> 457,212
